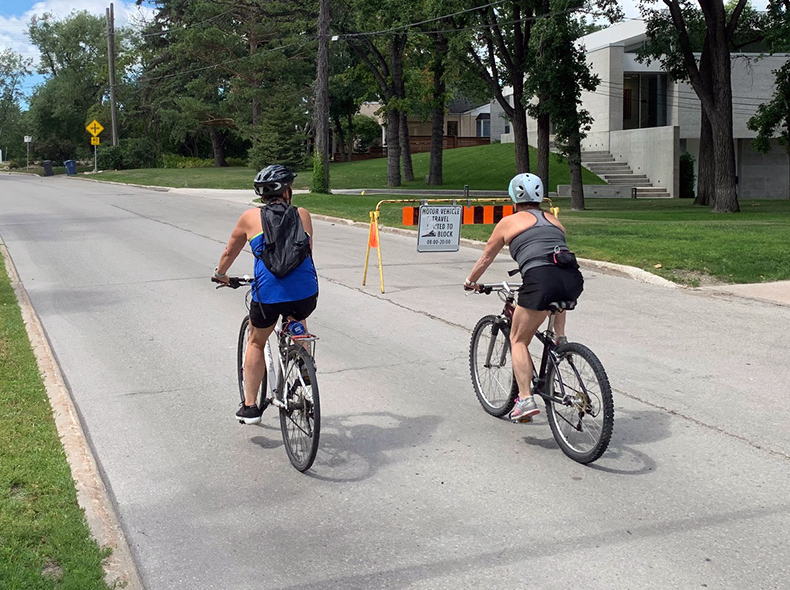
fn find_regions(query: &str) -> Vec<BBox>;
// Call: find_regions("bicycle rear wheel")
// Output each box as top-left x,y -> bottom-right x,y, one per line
544,342 -> 613,464
237,316 -> 266,411
469,315 -> 517,417
279,346 -> 320,472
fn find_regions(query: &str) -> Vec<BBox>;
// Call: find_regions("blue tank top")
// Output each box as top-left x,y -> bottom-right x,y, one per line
249,232 -> 318,303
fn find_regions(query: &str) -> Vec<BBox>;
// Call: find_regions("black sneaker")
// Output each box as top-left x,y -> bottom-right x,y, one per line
235,404 -> 263,425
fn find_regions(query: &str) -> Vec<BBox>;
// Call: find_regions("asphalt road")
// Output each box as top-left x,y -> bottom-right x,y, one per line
2,174 -> 789,590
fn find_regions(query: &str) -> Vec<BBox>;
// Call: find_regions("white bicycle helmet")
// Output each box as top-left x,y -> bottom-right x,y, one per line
508,173 -> 544,204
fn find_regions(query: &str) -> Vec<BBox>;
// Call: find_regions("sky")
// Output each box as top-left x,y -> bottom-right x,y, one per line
0,0 -> 154,97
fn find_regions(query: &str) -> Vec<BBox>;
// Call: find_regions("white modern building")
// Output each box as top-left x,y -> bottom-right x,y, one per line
491,20 -> 790,199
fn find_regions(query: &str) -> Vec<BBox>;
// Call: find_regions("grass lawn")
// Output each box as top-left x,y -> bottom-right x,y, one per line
289,193 -> 790,285
90,143 -> 605,193
0,263 -> 110,589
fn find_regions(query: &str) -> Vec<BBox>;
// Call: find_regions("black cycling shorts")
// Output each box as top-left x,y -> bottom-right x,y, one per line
249,294 -> 318,329
518,265 -> 584,311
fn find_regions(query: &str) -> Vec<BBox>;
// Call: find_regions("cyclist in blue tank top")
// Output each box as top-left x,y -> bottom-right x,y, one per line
213,165 -> 318,424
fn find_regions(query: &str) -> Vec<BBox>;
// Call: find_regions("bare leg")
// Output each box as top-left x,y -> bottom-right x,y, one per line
244,323 -> 276,406
510,306 -> 550,401
554,310 -> 567,340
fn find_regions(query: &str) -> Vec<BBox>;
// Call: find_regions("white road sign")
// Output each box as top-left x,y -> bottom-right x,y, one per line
417,205 -> 462,252
24,136 -> 32,143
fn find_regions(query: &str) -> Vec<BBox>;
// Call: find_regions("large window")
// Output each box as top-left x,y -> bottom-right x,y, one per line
623,73 -> 667,129
476,114 -> 490,138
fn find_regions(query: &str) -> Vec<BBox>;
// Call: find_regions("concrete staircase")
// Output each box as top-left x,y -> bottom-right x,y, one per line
582,151 -> 670,198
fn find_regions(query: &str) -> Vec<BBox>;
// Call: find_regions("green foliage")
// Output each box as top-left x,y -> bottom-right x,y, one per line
247,102 -> 309,170
679,152 -> 696,199
97,145 -> 124,170
121,138 -> 159,169
161,154 -> 215,168
351,115 -> 382,152
34,137 -> 77,164
311,150 -> 330,193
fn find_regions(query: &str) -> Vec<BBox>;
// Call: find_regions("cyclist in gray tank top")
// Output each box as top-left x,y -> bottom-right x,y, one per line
509,210 -> 569,273
463,173 -> 583,423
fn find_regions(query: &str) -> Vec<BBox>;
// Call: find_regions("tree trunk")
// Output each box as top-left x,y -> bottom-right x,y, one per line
710,116 -> 739,212
399,115 -> 414,182
427,34 -> 448,186
511,108 -> 530,174
209,127 -> 227,167
536,97 -> 550,192
333,118 -> 345,164
386,108 -> 401,187
709,34 -> 739,213
694,110 -> 715,206
568,133 -> 585,210
313,0 -> 331,192
347,112 -> 354,162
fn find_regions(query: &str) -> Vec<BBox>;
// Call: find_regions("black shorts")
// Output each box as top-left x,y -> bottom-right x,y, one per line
249,294 -> 318,329
517,265 -> 584,311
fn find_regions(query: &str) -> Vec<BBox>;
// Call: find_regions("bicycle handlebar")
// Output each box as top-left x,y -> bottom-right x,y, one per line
474,282 -> 521,295
211,275 -> 252,289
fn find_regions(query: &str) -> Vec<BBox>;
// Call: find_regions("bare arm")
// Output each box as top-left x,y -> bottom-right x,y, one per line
466,221 -> 507,285
298,207 -> 314,249
215,211 -> 251,282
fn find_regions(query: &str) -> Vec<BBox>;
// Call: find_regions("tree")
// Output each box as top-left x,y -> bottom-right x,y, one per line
459,1 -> 536,173
747,0 -> 790,191
26,11 -> 118,157
0,49 -> 32,160
526,1 -> 604,210
639,0 -> 752,213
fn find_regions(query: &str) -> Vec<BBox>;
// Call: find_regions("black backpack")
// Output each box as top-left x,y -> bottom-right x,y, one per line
255,202 -> 311,278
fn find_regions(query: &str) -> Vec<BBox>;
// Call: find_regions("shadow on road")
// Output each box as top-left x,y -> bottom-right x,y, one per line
306,412 -> 440,483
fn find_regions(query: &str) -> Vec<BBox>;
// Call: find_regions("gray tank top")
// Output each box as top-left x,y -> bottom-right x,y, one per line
509,210 -> 568,272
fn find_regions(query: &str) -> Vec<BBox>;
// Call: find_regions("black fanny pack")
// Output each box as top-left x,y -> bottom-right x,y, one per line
549,245 -> 579,269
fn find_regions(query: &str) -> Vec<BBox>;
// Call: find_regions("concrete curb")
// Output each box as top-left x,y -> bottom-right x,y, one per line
0,240 -> 145,590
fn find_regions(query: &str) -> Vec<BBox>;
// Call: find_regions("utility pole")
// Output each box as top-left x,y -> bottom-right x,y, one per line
312,0 -> 330,193
106,3 -> 119,146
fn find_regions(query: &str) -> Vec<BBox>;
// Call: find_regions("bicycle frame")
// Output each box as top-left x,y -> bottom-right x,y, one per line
480,281 -> 580,409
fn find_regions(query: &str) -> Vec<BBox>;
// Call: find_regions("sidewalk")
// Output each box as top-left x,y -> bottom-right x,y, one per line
701,280 -> 790,307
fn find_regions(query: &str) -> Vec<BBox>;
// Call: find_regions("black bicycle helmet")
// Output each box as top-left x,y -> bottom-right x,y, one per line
253,164 -> 297,198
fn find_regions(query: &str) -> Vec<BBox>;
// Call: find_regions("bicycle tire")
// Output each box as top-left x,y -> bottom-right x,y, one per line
544,342 -> 614,464
236,316 -> 266,411
279,346 -> 320,472
469,315 -> 517,417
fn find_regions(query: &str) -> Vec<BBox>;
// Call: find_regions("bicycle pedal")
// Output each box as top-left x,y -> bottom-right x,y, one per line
516,415 -> 533,424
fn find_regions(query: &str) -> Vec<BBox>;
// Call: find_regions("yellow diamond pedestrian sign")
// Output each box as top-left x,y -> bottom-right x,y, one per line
86,120 -> 104,137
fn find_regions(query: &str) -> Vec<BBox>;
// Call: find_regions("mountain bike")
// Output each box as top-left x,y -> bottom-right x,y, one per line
469,276 -> 614,464
215,275 -> 320,472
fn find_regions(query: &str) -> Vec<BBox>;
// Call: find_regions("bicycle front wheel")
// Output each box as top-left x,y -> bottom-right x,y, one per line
545,342 -> 614,464
279,346 -> 320,472
237,316 -> 266,410
469,315 -> 517,417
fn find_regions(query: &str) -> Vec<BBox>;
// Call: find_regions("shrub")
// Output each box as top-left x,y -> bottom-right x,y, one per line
225,157 -> 247,167
97,145 -> 124,170
35,137 -> 77,165
311,150 -> 330,194
121,138 -> 159,169
8,161 -> 19,169
679,152 -> 696,199
160,154 -> 215,168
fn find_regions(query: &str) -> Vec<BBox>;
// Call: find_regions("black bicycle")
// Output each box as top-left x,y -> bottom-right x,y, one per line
215,275 -> 320,472
469,277 -> 614,464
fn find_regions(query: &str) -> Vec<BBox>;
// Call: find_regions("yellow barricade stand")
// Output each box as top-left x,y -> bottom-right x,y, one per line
362,197 -> 559,294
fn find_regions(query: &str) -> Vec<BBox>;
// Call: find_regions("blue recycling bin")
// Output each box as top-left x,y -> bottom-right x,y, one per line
64,160 -> 77,176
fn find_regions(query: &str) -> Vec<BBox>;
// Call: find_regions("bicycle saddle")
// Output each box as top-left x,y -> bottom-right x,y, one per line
547,300 -> 576,312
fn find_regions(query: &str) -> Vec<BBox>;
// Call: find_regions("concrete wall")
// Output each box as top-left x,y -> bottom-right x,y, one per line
582,45 -> 624,137
609,126 -> 679,197
739,138 -> 790,199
